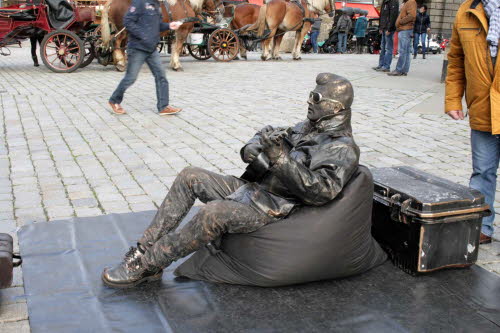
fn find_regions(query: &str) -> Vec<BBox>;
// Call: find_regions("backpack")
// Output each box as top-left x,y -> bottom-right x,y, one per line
337,16 -> 350,32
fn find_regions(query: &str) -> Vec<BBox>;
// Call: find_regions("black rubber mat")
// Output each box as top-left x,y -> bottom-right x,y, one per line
18,210 -> 500,332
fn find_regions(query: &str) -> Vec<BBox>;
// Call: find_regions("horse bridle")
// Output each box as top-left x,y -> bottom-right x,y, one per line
202,0 -> 224,20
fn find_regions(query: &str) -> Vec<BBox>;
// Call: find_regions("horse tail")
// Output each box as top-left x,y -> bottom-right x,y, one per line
101,1 -> 112,47
253,5 -> 268,37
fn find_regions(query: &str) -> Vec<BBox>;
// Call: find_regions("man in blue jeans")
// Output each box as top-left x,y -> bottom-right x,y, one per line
310,13 -> 321,53
446,0 -> 500,244
413,5 -> 431,59
109,0 -> 183,115
335,12 -> 351,53
388,0 -> 416,76
372,0 -> 398,72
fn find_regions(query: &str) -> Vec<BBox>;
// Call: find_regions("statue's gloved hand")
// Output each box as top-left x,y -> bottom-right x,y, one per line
261,132 -> 284,164
243,143 -> 263,163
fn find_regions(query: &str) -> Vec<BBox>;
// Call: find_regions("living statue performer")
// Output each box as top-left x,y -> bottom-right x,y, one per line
102,73 -> 360,288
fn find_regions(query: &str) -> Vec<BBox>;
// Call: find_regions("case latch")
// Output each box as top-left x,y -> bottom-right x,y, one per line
389,194 -> 413,224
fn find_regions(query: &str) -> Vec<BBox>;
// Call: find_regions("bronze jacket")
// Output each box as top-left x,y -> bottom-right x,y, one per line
229,112 -> 360,218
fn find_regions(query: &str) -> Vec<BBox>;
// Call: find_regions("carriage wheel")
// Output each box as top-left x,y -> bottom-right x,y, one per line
187,44 -> 211,60
79,39 -> 96,68
208,28 -> 239,62
41,30 -> 84,73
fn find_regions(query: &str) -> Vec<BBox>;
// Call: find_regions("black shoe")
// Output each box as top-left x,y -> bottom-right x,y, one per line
423,54 -> 426,59
387,71 -> 405,76
413,54 -> 417,59
102,246 -> 163,288
372,66 -> 381,71
376,67 -> 390,72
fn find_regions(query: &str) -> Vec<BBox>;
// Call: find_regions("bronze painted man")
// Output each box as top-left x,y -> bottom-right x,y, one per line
102,73 -> 360,288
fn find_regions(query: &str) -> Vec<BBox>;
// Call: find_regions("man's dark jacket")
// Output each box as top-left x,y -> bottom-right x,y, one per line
379,0 -> 399,32
229,112 -> 360,218
124,0 -> 171,53
414,12 -> 431,34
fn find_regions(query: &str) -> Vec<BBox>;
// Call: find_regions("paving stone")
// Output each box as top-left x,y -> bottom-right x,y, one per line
14,208 -> 46,225
0,302 -> 28,323
71,198 -> 98,208
125,195 -> 153,204
0,287 -> 26,306
0,201 -> 13,212
74,207 -> 103,217
0,320 -> 30,332
46,206 -> 74,220
130,202 -> 157,212
0,220 -> 16,234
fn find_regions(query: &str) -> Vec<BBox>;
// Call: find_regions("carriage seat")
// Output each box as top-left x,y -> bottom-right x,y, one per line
0,7 -> 37,21
45,0 -> 74,29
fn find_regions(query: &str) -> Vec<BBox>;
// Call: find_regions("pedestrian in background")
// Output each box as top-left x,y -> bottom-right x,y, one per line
108,0 -> 183,116
354,12 -> 368,54
413,5 -> 431,59
372,0 -> 399,72
336,11 -> 352,54
388,0 -> 417,76
311,13 -> 322,54
446,0 -> 500,244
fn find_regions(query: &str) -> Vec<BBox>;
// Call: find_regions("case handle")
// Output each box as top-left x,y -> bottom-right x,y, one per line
12,253 -> 22,267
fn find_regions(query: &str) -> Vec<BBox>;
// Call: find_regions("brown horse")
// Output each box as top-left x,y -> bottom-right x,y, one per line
230,3 -> 260,59
245,0 -> 334,61
103,0 -> 223,71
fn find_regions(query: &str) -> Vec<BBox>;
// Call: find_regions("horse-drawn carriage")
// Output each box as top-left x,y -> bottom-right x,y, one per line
1,0 -> 335,72
0,0 -> 97,72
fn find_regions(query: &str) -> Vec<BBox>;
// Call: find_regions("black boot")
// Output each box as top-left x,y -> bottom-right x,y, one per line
32,56 -> 39,67
423,53 -> 426,59
102,245 -> 163,288
413,54 -> 417,59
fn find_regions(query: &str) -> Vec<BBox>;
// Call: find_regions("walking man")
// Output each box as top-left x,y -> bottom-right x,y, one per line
354,12 -> 368,54
336,11 -> 352,54
108,0 -> 183,115
446,0 -> 500,244
413,5 -> 431,59
388,0 -> 417,76
372,0 -> 399,72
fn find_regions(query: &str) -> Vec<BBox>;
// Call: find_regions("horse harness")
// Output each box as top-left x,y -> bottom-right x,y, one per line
160,0 -> 220,24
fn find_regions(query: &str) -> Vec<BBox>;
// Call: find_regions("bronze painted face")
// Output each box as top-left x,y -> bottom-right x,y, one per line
307,89 -> 344,122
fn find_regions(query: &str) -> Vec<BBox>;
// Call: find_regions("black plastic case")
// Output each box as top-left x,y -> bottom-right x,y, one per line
371,167 -> 491,275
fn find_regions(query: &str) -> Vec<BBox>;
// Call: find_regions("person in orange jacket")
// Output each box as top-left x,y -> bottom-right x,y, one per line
446,0 -> 500,244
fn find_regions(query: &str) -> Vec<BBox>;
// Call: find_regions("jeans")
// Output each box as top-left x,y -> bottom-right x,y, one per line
110,47 -> 169,112
378,31 -> 394,70
470,130 -> 500,237
337,32 -> 347,53
356,37 -> 365,54
395,30 -> 412,74
413,32 -> 427,55
311,30 -> 320,53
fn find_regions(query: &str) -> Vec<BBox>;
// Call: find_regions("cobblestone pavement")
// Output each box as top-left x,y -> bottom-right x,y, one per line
1,46 -> 499,330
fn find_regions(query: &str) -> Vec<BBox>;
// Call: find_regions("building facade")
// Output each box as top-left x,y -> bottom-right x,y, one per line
375,0 -> 461,37
421,0 -> 462,38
